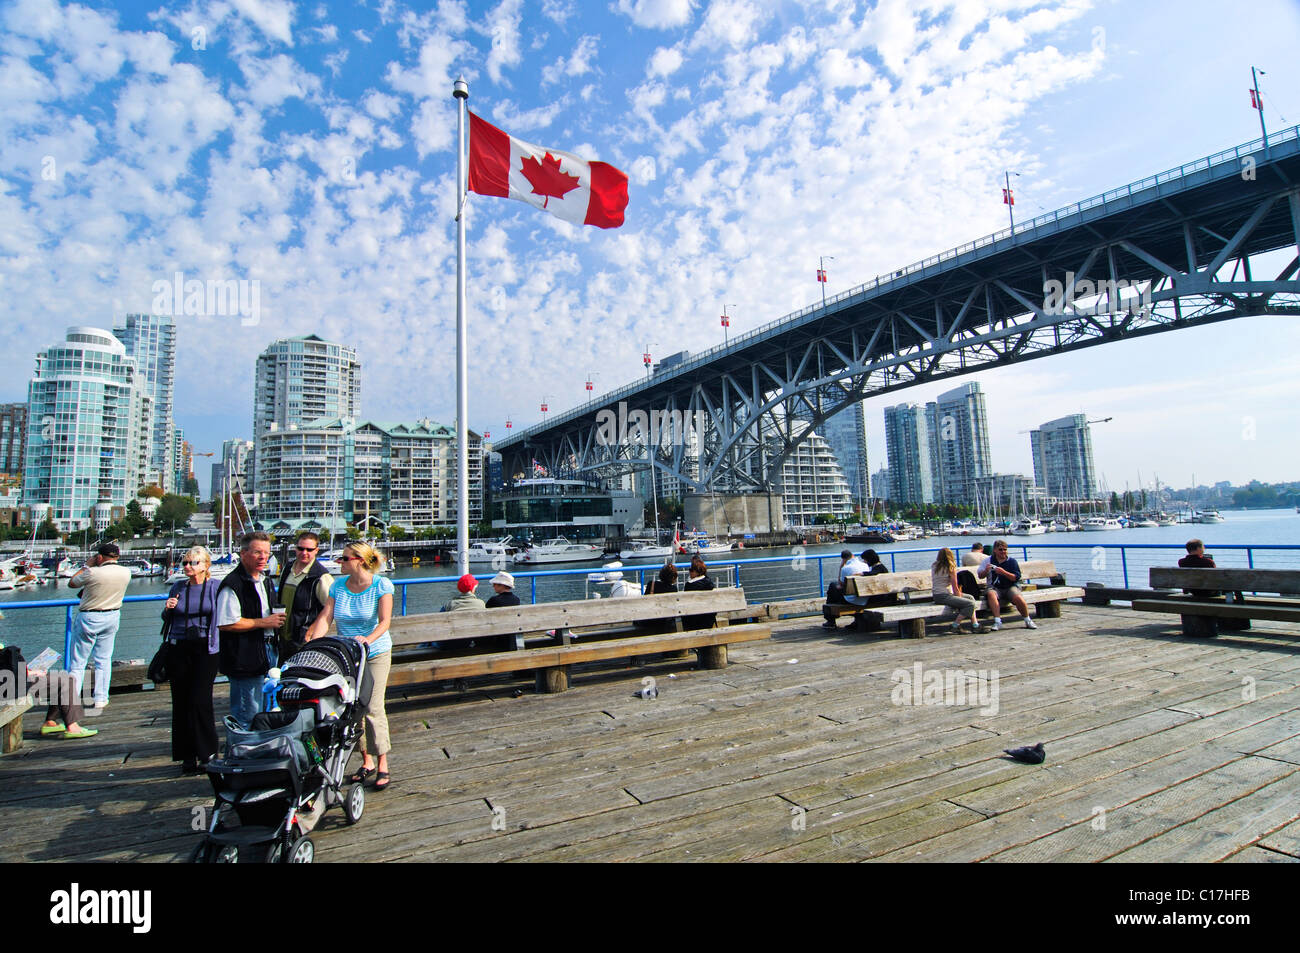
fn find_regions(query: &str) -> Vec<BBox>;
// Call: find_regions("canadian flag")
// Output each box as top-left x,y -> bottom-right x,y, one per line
1249,89 -> 1261,110
1002,188 -> 1015,206
468,112 -> 629,229
816,268 -> 827,282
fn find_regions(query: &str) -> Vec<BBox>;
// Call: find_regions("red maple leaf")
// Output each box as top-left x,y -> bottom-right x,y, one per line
519,152 -> 580,208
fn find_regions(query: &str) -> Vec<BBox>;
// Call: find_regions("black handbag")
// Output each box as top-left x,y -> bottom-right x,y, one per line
148,605 -> 173,684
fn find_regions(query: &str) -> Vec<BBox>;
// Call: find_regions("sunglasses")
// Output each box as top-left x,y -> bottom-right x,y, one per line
338,555 -> 358,562
181,561 -> 206,567
295,546 -> 318,553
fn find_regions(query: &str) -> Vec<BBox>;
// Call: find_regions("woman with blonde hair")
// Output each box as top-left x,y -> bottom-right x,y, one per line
162,545 -> 223,773
305,541 -> 395,790
931,547 -> 980,633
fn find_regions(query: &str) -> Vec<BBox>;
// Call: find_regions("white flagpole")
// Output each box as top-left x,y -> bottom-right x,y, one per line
453,77 -> 470,577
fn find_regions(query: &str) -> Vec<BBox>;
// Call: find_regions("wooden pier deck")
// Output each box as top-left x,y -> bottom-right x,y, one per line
2,602 -> 1298,863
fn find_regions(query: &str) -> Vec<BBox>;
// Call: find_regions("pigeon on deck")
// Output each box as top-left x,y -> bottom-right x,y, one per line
1003,742 -> 1046,764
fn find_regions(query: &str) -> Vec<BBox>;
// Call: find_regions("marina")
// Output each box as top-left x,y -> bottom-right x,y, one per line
2,598 -> 1298,863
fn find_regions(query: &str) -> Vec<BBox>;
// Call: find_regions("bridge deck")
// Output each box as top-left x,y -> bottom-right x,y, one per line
2,603 -> 1298,863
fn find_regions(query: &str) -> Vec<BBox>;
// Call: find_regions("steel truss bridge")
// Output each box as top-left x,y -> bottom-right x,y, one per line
496,127 -> 1300,494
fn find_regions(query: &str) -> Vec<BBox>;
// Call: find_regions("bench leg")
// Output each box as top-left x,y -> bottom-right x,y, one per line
853,611 -> 883,633
1180,615 -> 1218,638
1036,600 -> 1062,619
698,644 -> 728,669
2,716 -> 22,754
1218,617 -> 1251,631
898,618 -> 925,639
536,666 -> 570,693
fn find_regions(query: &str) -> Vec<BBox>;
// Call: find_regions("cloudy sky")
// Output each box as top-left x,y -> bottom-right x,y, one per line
2,0 -> 1297,497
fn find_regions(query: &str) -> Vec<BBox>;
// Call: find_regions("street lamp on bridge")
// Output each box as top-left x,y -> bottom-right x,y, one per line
817,257 -> 833,308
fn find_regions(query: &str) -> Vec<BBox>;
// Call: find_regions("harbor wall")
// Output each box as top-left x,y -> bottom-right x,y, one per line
684,492 -> 784,536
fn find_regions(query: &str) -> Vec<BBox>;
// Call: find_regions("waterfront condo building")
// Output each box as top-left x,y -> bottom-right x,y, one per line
114,313 -> 177,491
821,402 -> 870,507
884,403 -> 934,505
22,327 -> 148,530
252,335 -> 361,502
925,382 -> 992,505
780,424 -> 856,525
0,403 -> 28,484
255,417 -> 482,534
1030,414 -> 1097,500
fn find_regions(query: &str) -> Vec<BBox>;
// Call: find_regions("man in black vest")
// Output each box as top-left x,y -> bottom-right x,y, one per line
277,531 -> 334,663
216,532 -> 285,728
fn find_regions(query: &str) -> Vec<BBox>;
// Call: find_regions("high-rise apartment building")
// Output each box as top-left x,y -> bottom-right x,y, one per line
115,313 -> 176,491
212,438 -> 254,499
254,335 -> 361,435
0,403 -> 28,482
926,382 -> 992,504
252,335 -> 361,502
884,403 -> 933,505
821,403 -> 870,506
23,327 -> 146,530
1030,414 -> 1097,499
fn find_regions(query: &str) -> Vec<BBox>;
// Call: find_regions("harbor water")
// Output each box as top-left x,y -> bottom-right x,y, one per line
1,508 -> 1296,666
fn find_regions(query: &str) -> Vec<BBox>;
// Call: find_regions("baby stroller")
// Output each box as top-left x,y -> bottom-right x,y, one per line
190,637 -> 372,863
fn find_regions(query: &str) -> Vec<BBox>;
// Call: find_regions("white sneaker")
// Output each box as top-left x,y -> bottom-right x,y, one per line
990,618 -> 1002,631
1025,618 -> 1038,629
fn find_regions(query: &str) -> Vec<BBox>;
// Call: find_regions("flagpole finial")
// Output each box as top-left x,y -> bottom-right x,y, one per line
453,77 -> 468,100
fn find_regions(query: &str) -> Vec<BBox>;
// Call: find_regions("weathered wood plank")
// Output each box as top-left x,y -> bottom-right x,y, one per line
1148,567 -> 1300,595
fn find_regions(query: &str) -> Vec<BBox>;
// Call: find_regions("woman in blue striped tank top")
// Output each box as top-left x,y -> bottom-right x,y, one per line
305,542 -> 395,790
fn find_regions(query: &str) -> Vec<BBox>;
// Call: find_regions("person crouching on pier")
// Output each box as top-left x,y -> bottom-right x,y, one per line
978,540 -> 1037,631
931,548 -> 980,634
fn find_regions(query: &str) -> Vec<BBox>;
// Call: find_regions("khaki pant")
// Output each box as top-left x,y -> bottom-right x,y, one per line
935,591 -> 977,620
360,650 -> 391,758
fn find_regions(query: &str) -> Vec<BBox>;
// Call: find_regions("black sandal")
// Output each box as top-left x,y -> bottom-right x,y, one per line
348,766 -> 376,784
373,771 -> 391,791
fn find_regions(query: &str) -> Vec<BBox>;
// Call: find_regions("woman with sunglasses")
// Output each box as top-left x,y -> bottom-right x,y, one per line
162,546 -> 222,774
304,542 -> 395,790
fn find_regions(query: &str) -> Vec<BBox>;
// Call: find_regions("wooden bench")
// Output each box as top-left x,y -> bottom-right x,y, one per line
826,560 -> 1083,638
1,696 -> 33,754
385,589 -> 771,692
1133,568 -> 1300,637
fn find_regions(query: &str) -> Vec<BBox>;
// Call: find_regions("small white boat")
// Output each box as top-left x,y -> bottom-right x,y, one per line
120,557 -> 164,578
468,537 -> 517,564
1193,509 -> 1225,524
1010,518 -> 1047,536
1081,516 -> 1125,531
1154,513 -> 1178,527
619,539 -> 674,560
514,537 -> 604,565
1127,514 -> 1159,528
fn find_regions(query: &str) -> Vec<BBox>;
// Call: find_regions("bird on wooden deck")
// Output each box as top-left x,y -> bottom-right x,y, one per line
1003,742 -> 1046,764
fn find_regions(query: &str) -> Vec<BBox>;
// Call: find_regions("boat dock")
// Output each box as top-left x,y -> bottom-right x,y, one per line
2,602 -> 1298,863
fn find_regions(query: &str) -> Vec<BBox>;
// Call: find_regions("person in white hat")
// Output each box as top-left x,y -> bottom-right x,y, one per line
485,570 -> 520,608
599,561 -> 640,600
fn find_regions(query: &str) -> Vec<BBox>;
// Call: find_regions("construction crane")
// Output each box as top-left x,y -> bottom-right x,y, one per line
1018,416 -> 1112,434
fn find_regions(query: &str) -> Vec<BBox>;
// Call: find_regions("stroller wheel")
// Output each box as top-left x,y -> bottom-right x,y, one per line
211,844 -> 240,864
344,782 -> 365,825
286,835 -> 315,864
189,841 -> 212,863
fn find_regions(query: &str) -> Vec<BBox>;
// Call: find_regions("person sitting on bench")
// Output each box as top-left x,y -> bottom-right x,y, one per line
978,540 -> 1037,631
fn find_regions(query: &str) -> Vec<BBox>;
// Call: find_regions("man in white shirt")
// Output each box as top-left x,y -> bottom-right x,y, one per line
67,543 -> 133,710
216,533 -> 285,728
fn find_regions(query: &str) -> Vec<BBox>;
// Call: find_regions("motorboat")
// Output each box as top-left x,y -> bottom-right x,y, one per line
1010,518 -> 1047,536
1127,514 -> 1159,528
619,539 -> 675,560
1193,509 -> 1225,523
1154,512 -> 1178,526
467,537 -> 518,564
119,557 -> 164,578
514,537 -> 604,565
1081,516 -> 1124,531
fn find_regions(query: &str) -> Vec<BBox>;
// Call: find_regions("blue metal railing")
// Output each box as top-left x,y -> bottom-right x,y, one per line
8,543 -> 1298,666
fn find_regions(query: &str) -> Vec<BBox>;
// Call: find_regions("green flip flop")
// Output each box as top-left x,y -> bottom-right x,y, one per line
63,726 -> 98,739
40,723 -> 67,735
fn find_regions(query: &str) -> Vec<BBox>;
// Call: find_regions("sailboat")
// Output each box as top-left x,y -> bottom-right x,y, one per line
621,456 -> 673,560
